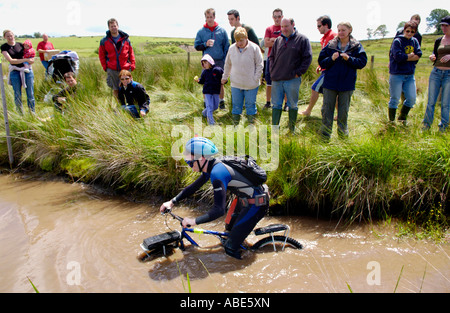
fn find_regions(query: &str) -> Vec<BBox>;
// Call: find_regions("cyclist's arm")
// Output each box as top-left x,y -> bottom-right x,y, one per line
195,179 -> 227,225
171,172 -> 209,205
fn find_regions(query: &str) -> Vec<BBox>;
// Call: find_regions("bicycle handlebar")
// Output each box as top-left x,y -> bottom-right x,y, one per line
162,208 -> 188,226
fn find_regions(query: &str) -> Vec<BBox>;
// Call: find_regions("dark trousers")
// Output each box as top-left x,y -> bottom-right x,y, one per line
321,88 -> 353,139
225,202 -> 267,251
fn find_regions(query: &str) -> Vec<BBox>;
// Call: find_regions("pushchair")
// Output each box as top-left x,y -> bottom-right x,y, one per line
47,50 -> 79,83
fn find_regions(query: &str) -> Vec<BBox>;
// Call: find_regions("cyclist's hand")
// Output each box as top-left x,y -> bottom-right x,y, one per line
182,217 -> 196,228
160,200 -> 174,214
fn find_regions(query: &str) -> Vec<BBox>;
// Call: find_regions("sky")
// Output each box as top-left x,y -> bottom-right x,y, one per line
0,0 -> 448,42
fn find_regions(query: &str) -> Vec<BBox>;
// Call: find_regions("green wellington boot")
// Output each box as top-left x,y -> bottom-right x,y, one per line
288,108 -> 298,133
398,106 -> 412,125
247,114 -> 256,125
272,108 -> 283,126
388,108 -> 397,122
231,114 -> 241,126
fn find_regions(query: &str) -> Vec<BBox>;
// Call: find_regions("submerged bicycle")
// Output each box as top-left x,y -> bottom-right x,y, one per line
138,209 -> 303,261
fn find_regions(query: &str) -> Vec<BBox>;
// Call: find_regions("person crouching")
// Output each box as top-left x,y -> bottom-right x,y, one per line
118,70 -> 150,118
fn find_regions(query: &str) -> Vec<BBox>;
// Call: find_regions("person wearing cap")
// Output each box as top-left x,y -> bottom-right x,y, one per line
159,137 -> 269,259
221,27 -> 264,125
422,16 -> 450,132
195,54 -> 224,125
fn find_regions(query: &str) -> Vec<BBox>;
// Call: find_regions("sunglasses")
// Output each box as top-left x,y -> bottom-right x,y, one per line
317,24 -> 323,28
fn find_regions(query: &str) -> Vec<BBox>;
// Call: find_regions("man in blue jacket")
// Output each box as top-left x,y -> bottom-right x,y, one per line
195,8 -> 229,108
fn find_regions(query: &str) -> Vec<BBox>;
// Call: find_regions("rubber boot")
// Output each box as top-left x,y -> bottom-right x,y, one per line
272,108 -> 283,126
398,106 -> 412,125
247,114 -> 256,125
288,108 -> 298,133
231,114 -> 241,126
388,108 -> 397,122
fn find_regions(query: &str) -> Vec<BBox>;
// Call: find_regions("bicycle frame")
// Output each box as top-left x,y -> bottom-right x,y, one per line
166,211 -> 248,251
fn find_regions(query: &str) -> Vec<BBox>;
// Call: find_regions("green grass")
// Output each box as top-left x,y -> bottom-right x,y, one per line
0,35 -> 448,235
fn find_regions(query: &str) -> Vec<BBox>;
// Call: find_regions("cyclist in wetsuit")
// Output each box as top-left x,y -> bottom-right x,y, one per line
160,137 -> 269,259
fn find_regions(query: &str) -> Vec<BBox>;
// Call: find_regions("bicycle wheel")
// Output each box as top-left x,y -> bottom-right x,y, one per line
252,235 -> 303,251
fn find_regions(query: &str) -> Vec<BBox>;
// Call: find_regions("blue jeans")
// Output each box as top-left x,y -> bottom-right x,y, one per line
389,74 -> 416,109
41,61 -> 49,72
202,94 -> 220,125
388,74 -> 416,109
231,86 -> 259,116
122,105 -> 140,118
271,77 -> 302,110
9,69 -> 35,114
423,68 -> 450,132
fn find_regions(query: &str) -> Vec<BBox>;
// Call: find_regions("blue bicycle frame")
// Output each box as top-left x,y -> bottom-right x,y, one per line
179,227 -> 248,251
164,208 -> 250,251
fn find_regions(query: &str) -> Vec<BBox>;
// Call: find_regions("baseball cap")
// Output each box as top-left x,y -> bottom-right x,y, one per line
440,16 -> 450,25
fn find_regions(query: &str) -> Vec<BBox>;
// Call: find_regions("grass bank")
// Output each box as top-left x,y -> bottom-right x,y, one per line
0,35 -> 448,237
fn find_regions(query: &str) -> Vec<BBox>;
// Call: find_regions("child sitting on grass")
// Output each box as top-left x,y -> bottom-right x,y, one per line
195,54 -> 223,125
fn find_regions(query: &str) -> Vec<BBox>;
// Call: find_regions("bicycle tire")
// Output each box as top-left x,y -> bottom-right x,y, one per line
252,235 -> 303,250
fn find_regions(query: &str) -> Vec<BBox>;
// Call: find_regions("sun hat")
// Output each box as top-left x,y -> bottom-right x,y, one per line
201,54 -> 215,66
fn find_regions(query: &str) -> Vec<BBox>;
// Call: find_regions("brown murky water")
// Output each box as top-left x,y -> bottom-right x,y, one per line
0,174 -> 449,293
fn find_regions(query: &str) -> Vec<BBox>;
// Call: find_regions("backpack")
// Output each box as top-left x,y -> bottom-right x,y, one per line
219,155 -> 267,186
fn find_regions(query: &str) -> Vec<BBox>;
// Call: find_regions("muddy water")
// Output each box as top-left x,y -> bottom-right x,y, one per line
0,174 -> 449,293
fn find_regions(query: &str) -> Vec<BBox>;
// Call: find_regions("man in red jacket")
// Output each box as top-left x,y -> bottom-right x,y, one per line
99,18 -> 136,98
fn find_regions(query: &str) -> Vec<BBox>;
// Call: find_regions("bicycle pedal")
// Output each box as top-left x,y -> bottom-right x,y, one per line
254,224 -> 288,236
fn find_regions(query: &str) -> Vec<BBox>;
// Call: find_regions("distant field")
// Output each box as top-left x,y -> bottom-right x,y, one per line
0,36 -> 196,58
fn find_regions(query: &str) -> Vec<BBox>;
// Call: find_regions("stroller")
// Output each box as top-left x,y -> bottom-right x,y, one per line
47,50 -> 79,83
